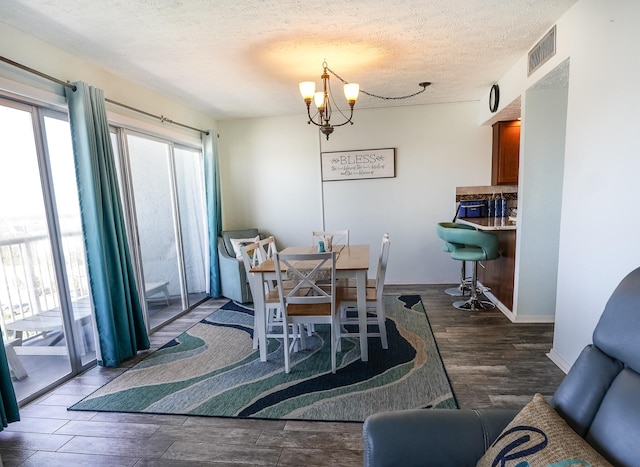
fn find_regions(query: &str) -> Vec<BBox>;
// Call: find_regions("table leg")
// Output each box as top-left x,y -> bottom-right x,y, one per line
253,272 -> 268,362
161,284 -> 170,305
5,340 -> 28,380
356,270 -> 368,362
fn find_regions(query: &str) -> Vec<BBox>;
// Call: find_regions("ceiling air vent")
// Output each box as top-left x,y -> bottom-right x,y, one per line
528,25 -> 556,76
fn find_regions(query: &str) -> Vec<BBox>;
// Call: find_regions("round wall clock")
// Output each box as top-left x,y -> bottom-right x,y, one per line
489,84 -> 500,113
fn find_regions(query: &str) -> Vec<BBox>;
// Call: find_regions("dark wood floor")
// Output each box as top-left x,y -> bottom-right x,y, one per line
0,285 -> 566,466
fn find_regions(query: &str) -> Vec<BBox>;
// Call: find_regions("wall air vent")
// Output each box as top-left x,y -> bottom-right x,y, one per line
528,25 -> 556,77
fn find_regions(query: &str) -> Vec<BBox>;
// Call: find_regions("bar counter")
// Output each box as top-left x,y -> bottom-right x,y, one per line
456,216 -> 516,311
456,216 -> 516,231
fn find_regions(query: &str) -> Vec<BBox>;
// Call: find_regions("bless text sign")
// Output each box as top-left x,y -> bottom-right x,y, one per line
320,148 -> 395,181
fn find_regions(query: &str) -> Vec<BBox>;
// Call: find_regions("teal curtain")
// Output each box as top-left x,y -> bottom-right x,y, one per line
65,82 -> 149,366
0,333 -> 19,431
203,131 -> 222,297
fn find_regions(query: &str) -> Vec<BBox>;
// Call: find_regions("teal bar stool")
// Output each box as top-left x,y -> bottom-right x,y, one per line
436,222 -> 474,297
438,224 -> 499,311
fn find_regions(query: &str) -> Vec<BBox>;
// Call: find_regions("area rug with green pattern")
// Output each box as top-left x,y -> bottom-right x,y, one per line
69,295 -> 457,422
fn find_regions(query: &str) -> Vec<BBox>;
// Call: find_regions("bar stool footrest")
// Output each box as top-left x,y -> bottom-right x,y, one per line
453,298 -> 496,311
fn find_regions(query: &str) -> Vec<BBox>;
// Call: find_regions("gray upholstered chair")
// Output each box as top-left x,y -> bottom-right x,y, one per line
217,228 -> 264,303
363,266 -> 640,466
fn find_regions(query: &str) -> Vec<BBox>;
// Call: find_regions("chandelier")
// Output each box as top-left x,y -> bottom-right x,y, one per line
299,61 -> 359,140
299,61 -> 432,140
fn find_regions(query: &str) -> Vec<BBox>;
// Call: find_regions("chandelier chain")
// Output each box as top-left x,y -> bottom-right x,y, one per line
326,66 -> 430,100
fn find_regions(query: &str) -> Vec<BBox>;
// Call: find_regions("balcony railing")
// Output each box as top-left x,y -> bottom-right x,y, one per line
0,230 -> 90,343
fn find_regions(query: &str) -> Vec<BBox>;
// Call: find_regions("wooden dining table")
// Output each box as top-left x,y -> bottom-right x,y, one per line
250,244 -> 371,363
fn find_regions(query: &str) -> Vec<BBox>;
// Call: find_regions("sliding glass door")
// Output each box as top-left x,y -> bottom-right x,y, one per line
43,114 -> 96,367
113,129 -> 208,330
0,98 -> 96,404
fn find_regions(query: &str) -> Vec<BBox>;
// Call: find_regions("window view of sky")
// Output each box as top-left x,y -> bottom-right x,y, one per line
0,106 -> 46,225
0,106 -> 80,238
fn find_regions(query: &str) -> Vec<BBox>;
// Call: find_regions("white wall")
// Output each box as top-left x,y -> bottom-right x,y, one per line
549,0 -> 640,369
217,114 -> 322,248
218,102 -> 492,284
514,83 -> 568,322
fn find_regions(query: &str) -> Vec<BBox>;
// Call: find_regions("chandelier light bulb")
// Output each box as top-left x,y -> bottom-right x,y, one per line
299,81 -> 316,101
313,91 -> 325,110
344,83 -> 360,104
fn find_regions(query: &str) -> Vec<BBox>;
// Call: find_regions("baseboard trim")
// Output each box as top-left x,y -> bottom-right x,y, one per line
480,285 -> 515,322
480,282 -> 555,323
512,314 -> 556,323
547,348 -> 571,374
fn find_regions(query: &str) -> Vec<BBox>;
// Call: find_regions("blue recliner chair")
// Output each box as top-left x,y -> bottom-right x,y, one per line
217,228 -> 265,303
363,266 -> 640,466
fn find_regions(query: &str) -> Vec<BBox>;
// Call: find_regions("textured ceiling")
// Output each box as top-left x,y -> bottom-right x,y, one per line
0,0 -> 577,120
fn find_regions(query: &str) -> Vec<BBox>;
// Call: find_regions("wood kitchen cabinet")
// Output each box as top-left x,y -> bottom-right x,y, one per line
492,120 -> 520,185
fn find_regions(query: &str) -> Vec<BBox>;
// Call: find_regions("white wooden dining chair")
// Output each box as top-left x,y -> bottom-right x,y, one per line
312,229 -> 350,251
253,236 -> 279,292
309,230 -> 347,334
337,233 -> 390,349
239,241 -> 283,350
274,251 -> 340,374
337,232 -> 389,289
255,235 -> 277,264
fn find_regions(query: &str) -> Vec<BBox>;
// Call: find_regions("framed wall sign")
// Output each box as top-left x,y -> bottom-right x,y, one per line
321,148 -> 395,181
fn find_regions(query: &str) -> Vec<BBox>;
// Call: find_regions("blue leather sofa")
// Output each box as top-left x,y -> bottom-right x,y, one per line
217,228 -> 264,303
363,266 -> 640,466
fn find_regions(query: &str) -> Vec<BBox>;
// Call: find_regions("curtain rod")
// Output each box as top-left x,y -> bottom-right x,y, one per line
0,55 -> 209,135
104,98 -> 209,135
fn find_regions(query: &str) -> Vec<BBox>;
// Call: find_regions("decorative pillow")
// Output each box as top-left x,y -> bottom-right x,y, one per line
230,236 -> 260,259
477,393 -> 613,467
